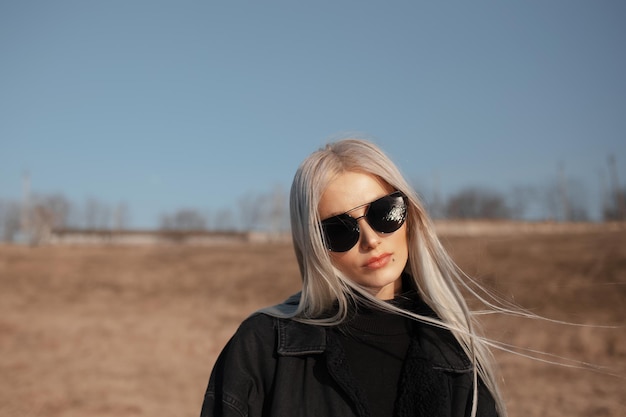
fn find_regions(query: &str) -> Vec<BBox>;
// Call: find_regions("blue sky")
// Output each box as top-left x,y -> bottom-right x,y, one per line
1,1 -> 625,228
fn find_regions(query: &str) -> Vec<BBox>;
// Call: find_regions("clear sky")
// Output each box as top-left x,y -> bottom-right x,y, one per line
1,1 -> 625,228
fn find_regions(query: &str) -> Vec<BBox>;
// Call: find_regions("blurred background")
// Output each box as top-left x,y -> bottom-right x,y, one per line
1,1 -> 625,243
1,2 -> 625,417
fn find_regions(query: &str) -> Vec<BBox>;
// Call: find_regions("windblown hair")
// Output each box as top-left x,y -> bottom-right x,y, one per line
277,138 -> 506,416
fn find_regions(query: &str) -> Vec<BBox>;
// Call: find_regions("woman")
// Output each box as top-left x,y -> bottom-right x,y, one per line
200,139 -> 504,417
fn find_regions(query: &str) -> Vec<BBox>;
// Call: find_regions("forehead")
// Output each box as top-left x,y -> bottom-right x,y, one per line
318,171 -> 393,219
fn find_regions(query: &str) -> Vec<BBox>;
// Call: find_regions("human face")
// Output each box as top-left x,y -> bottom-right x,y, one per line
318,171 -> 409,300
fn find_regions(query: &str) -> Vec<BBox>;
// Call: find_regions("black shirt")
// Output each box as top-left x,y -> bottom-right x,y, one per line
335,293 -> 417,417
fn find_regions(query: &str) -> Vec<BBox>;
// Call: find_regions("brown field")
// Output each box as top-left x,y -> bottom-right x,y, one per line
0,230 -> 625,417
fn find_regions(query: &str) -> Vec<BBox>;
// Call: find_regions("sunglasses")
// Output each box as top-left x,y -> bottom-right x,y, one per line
320,191 -> 408,252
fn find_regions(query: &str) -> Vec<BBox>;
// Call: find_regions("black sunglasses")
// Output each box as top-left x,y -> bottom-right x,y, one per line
320,191 -> 408,252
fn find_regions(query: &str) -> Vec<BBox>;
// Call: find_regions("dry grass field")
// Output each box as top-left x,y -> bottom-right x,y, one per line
0,229 -> 625,416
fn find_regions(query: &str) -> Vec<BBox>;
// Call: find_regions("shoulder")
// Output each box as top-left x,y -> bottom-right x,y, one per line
227,294 -> 327,357
257,291 -> 302,316
229,292 -> 301,343
414,323 -> 472,371
254,291 -> 327,354
213,313 -> 278,368
236,312 -> 277,337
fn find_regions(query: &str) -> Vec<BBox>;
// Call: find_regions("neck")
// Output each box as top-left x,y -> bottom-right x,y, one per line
373,275 -> 404,300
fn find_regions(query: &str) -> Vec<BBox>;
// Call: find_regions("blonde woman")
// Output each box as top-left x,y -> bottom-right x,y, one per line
201,139 -> 504,417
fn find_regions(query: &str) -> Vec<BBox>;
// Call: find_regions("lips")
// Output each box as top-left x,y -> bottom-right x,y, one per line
364,253 -> 392,269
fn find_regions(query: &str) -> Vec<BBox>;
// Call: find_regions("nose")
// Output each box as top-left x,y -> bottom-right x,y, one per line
356,216 -> 380,250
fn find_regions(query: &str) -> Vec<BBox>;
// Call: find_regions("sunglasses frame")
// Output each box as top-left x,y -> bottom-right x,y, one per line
320,191 -> 408,252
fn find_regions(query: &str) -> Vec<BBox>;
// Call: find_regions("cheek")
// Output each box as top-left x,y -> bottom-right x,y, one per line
328,252 -> 360,277
329,252 -> 350,269
394,227 -> 410,258
394,223 -> 409,244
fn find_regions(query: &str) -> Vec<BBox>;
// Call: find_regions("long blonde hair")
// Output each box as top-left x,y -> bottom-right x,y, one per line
281,138 -> 506,416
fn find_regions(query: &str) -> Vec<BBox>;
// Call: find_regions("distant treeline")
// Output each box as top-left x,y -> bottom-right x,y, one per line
1,178 -> 625,244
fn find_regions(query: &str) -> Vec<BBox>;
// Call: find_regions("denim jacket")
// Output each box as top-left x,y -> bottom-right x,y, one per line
200,296 -> 498,417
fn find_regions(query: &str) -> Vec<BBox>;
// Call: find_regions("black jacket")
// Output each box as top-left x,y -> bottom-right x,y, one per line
201,298 -> 498,417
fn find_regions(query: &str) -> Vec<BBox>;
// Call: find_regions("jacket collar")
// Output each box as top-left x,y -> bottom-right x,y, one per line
275,317 -> 326,356
259,292 -> 472,372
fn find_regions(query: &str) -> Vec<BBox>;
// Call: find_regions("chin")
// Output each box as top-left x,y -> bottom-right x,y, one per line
360,271 -> 403,293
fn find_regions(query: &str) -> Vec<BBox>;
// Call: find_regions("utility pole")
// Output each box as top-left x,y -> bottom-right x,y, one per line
608,154 -> 625,220
21,172 -> 32,241
558,163 -> 571,221
598,168 -> 610,220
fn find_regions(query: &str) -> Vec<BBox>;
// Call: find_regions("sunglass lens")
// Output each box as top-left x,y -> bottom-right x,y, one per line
321,214 -> 359,252
367,193 -> 407,233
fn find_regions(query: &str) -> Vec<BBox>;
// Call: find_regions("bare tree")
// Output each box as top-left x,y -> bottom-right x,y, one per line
238,193 -> 266,231
410,177 -> 443,219
507,185 -> 541,220
0,199 -> 21,242
237,185 -> 289,232
445,187 -> 511,219
83,197 -> 112,229
214,208 -> 235,231
29,204 -> 57,244
112,202 -> 131,230
160,209 -> 207,231
7,193 -> 75,244
34,193 -> 72,229
266,184 -> 289,233
605,154 -> 626,220
428,174 -> 445,220
540,179 -> 589,222
604,187 -> 626,221
538,182 -> 561,221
